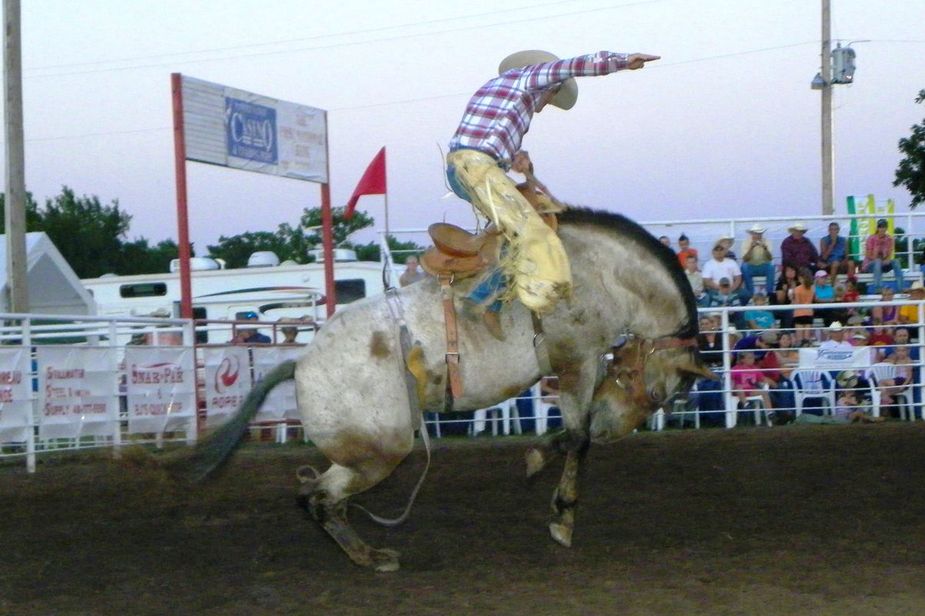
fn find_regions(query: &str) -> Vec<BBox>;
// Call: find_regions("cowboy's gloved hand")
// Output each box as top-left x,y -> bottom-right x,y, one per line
627,53 -> 660,69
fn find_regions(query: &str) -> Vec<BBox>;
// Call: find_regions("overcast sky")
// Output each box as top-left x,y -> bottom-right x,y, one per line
6,0 -> 925,251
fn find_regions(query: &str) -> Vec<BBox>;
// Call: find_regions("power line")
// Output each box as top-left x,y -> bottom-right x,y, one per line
24,0 -> 669,80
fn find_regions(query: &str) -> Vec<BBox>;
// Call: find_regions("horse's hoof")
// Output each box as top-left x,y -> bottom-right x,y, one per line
549,522 -> 573,548
296,465 -> 321,484
525,447 -> 546,479
371,548 -> 401,572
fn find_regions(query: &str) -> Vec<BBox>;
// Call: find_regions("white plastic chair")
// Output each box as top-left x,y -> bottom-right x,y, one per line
791,369 -> 836,416
865,363 -> 912,420
532,380 -> 560,435
471,398 -> 522,436
724,382 -> 773,428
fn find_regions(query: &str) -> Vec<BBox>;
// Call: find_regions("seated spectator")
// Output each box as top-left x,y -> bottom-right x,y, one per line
676,233 -> 698,268
744,292 -> 775,331
683,254 -> 708,307
702,241 -> 745,302
833,383 -> 883,424
773,264 -> 800,331
791,268 -> 816,345
233,312 -> 271,344
659,235 -> 672,249
862,218 -> 904,293
819,321 -> 854,353
717,234 -> 737,261
707,278 -> 746,327
818,221 -> 856,282
898,281 -> 925,325
740,224 -> 775,297
870,287 -> 899,325
696,314 -> 724,368
867,318 -> 894,361
813,270 -> 845,326
399,255 -> 428,287
731,351 -> 773,412
734,329 -> 778,358
781,222 -> 819,273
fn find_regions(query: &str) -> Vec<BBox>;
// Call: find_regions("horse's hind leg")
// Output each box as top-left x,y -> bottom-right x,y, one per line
548,431 -> 590,547
299,455 -> 407,572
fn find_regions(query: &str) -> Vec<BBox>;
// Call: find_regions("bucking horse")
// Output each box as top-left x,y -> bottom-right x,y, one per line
181,207 -> 715,571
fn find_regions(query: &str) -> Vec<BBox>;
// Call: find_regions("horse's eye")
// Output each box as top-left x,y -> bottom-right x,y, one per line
648,387 -> 661,402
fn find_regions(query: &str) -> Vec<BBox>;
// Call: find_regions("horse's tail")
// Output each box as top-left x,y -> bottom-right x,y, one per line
178,359 -> 297,483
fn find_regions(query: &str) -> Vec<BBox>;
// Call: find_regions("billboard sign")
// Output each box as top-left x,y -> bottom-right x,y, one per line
181,75 -> 327,183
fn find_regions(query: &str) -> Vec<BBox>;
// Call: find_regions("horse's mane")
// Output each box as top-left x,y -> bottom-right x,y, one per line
557,206 -> 698,339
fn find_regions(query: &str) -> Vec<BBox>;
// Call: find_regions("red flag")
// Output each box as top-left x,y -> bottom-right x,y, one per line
344,147 -> 386,220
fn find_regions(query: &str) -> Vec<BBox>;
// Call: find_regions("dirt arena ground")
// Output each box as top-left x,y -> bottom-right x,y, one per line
1,423 -> 924,616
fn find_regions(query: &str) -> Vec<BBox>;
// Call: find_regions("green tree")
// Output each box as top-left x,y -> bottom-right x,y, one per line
301,206 -> 375,247
894,89 -> 925,208
206,231 -> 291,269
0,192 -> 43,232
35,187 -> 132,278
120,238 -> 181,274
354,235 -> 426,263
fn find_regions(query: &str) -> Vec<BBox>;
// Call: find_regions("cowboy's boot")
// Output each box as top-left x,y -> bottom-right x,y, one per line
482,310 -> 506,341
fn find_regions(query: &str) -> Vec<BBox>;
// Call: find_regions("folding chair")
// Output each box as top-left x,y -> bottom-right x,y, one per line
865,363 -> 912,420
791,369 -> 836,416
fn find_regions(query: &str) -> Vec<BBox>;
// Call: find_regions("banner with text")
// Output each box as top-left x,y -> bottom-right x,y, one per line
799,346 -> 873,370
37,347 -> 117,440
181,75 -> 328,183
125,347 -> 196,435
202,347 -> 253,428
252,346 -> 304,423
0,347 -> 33,442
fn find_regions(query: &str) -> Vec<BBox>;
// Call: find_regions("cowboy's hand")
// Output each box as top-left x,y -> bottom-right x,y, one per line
627,53 -> 660,70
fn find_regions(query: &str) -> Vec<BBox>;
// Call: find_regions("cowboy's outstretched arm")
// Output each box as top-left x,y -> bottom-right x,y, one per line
626,53 -> 660,70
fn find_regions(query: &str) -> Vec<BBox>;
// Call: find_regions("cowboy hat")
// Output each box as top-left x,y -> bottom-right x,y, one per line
498,50 -> 578,110
747,223 -> 766,234
910,281 -> 925,293
828,321 -> 844,332
788,222 -> 808,232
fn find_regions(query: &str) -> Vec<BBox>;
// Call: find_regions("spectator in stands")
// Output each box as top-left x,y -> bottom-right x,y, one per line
730,351 -> 773,412
708,278 -> 746,327
399,255 -> 428,287
818,321 -> 853,353
866,318 -> 894,361
818,221 -> 856,281
773,264 -> 800,331
862,218 -> 904,293
717,234 -> 737,261
813,270 -> 845,326
702,241 -> 744,302
833,383 -> 884,424
885,326 -> 918,360
676,233 -> 698,268
781,222 -> 819,273
233,312 -> 271,344
870,287 -> 899,325
740,223 -> 775,297
744,292 -> 775,331
898,280 -> 925,325
733,329 -> 778,359
791,268 -> 816,344
696,314 -> 723,367
683,254 -> 708,307
659,235 -> 672,248
691,314 -> 724,426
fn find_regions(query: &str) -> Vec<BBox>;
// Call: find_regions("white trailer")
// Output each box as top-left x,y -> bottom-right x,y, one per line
81,251 -> 394,343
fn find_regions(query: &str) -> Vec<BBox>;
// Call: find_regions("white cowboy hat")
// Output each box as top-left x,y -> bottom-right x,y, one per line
747,223 -> 766,234
910,281 -> 925,292
788,222 -> 808,232
828,321 -> 844,332
498,50 -> 578,110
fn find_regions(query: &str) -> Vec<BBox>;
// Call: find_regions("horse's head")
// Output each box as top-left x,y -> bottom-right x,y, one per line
588,337 -> 715,444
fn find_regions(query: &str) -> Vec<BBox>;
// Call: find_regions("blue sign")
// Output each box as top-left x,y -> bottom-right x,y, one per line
225,97 -> 278,164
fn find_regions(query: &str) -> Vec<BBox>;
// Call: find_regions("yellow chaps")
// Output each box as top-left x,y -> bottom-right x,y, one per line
446,149 -> 572,313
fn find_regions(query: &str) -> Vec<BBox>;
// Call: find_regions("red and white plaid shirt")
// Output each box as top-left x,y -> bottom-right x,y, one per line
449,51 -> 630,166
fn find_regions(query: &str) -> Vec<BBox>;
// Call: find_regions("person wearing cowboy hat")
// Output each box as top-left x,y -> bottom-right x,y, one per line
780,221 -> 819,273
898,280 -> 925,324
445,49 -> 659,318
862,218 -> 904,293
740,223 -> 774,298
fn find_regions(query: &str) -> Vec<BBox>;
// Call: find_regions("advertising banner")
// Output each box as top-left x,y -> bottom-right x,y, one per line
202,347 -> 252,428
181,75 -> 328,183
251,346 -> 304,423
0,347 -> 33,442
37,347 -> 117,439
847,194 -> 895,259
125,347 -> 196,435
799,346 -> 873,370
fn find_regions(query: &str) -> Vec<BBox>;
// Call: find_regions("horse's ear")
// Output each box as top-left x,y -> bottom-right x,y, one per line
679,360 -> 719,381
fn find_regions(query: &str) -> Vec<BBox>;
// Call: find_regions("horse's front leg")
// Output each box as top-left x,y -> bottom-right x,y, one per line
548,430 -> 590,547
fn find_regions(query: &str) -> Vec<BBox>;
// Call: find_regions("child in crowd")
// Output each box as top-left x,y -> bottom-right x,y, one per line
744,292 -> 775,331
791,268 -> 816,344
834,388 -> 884,423
730,351 -> 773,412
683,254 -> 707,307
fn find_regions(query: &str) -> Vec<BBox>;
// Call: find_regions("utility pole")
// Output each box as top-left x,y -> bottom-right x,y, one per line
820,0 -> 834,216
3,0 -> 29,313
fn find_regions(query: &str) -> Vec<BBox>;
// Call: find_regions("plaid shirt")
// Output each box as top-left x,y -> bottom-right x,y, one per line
449,51 -> 630,165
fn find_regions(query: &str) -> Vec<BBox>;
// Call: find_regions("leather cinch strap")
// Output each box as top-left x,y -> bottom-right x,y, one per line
439,275 -> 463,403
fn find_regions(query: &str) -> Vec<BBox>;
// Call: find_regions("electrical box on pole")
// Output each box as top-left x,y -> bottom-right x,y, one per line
831,44 -> 856,84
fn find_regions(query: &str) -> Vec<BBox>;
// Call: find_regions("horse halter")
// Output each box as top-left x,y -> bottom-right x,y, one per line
607,332 -> 698,409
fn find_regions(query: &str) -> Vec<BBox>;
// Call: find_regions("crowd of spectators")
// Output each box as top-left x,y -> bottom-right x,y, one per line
674,219 -> 923,426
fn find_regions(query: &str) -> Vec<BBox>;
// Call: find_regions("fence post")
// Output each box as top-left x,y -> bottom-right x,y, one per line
109,320 -> 122,458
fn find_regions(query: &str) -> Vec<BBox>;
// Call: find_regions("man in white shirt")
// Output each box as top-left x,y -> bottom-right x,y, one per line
818,321 -> 854,353
701,241 -> 744,302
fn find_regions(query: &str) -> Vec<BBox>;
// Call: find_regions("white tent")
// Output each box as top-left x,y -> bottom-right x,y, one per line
0,232 -> 96,315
